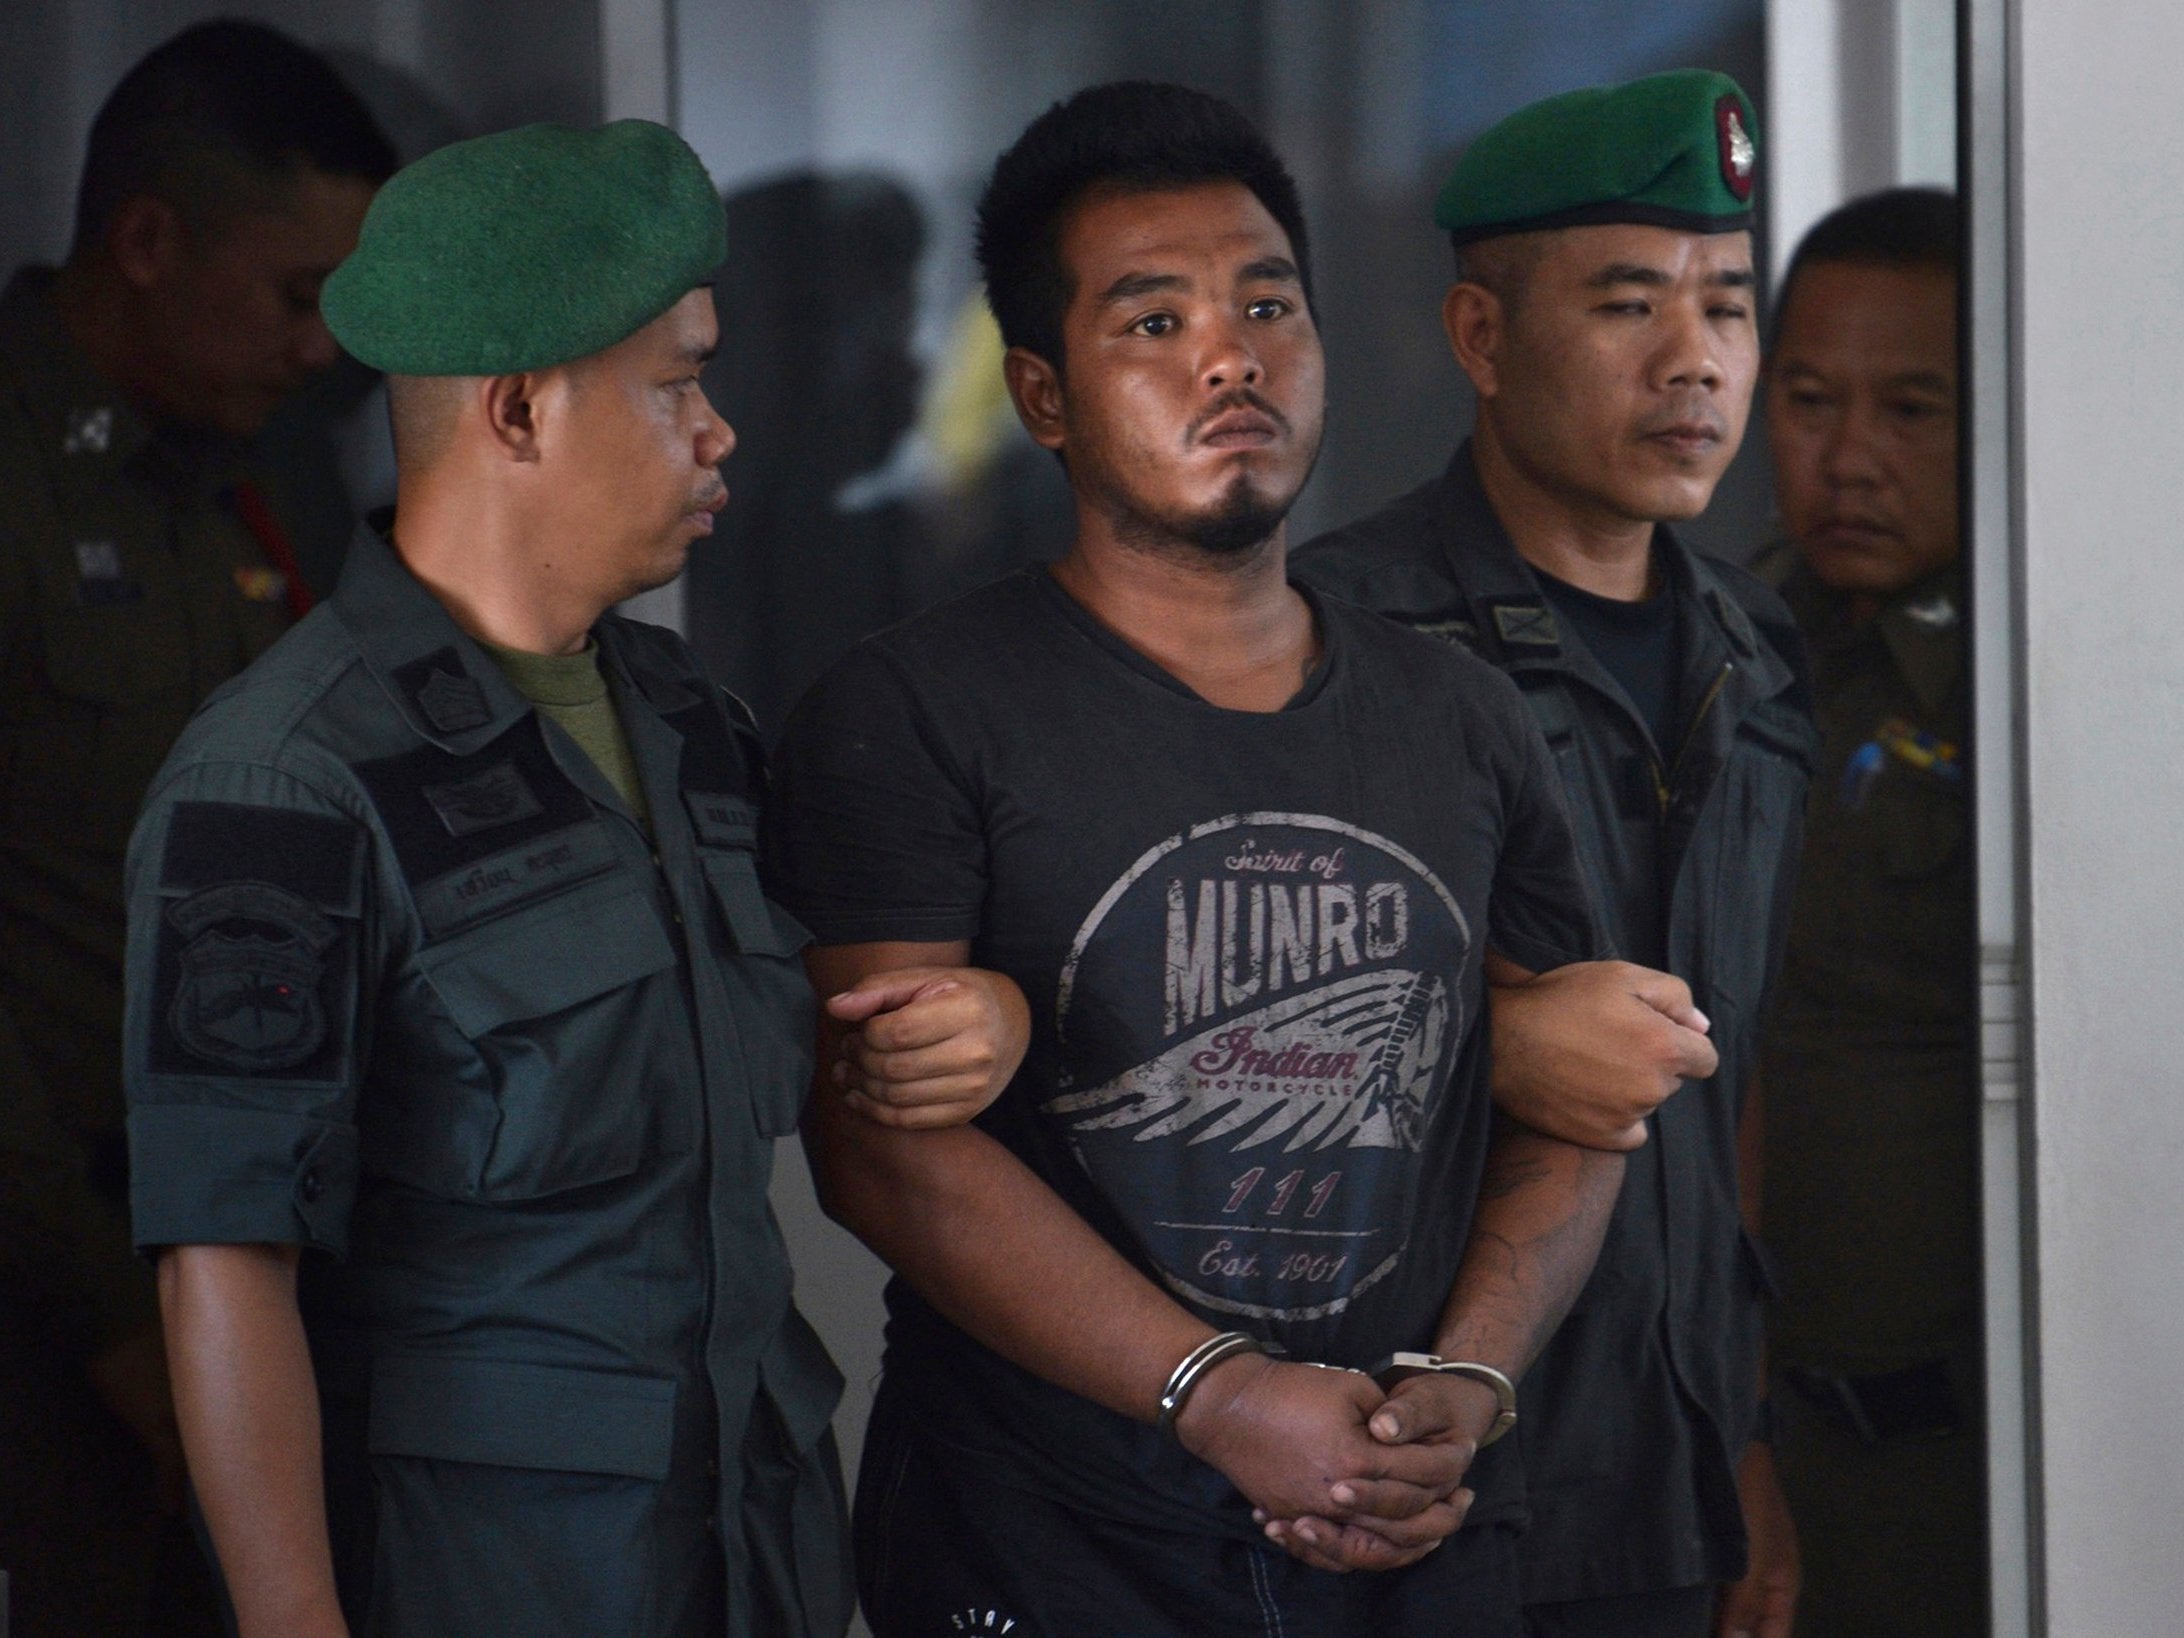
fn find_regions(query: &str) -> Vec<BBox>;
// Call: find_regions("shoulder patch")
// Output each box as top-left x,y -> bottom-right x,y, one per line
148,803 -> 364,1082
165,883 -> 338,1072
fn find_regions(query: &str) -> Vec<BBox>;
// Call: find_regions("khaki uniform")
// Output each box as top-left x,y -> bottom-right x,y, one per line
0,267 -> 296,1634
1757,548 -> 1983,1638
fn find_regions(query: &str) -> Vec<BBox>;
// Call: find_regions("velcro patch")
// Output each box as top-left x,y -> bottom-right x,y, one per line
662,695 -> 764,803
409,821 -> 619,938
1489,599 -> 1561,651
357,716 -> 620,940
684,792 -> 757,849
149,803 -> 364,1082
423,761 -> 545,838
395,647 -> 495,736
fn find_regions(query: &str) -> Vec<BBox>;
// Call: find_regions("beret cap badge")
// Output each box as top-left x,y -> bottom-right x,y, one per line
1435,69 -> 1759,246
1717,96 -> 1756,201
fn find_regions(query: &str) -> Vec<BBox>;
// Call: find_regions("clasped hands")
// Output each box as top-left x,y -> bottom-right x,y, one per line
1174,1350 -> 1506,1574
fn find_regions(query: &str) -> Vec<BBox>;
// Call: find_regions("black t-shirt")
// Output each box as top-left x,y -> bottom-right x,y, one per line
1533,559 -> 1684,757
764,568 -> 1599,1538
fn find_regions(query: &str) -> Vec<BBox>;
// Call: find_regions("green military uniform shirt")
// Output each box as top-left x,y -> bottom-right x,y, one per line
0,266 -> 297,1359
122,525 -> 851,1636
1757,550 -> 1976,1373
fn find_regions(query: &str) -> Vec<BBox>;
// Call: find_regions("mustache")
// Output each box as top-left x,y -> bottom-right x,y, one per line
692,479 -> 728,510
1637,398 -> 1729,440
1186,388 -> 1292,442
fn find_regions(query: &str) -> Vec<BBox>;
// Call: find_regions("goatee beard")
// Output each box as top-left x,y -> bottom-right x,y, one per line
1108,476 -> 1291,566
1182,486 -> 1288,557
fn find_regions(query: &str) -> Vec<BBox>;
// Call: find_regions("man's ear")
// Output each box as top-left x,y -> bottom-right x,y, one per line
1002,345 -> 1067,453
106,195 -> 187,291
482,372 -> 544,464
1442,282 -> 1506,401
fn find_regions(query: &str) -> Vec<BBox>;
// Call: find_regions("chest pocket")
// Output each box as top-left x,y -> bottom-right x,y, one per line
412,872 -> 681,1199
16,537 -> 198,850
687,792 -> 815,1138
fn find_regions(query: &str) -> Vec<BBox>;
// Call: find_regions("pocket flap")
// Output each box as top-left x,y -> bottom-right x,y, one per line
418,877 -> 675,1038
700,850 -> 813,959
368,1354 -> 678,1480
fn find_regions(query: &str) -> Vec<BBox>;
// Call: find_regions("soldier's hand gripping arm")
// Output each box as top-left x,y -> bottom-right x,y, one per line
822,964 -> 1031,1129
805,940 -> 1475,1574
1488,955 -> 1719,1149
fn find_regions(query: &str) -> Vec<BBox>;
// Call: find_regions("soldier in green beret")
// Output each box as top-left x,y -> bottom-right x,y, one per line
0,23 -> 393,1635
1754,188 -> 1980,1638
122,119 -> 1030,1637
1296,70 -> 1816,1638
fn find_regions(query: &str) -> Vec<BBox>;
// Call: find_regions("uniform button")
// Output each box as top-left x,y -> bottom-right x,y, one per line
299,1167 -> 324,1203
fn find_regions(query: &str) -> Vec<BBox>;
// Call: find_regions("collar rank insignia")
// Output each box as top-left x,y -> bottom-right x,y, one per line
1903,593 -> 1959,630
415,666 -> 493,735
423,761 -> 544,838
63,405 -> 113,456
1491,600 -> 1561,650
1716,96 -> 1756,201
166,882 -> 337,1072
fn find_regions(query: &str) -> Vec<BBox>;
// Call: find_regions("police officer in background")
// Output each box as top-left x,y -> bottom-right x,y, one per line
1296,73 -> 1816,1638
0,23 -> 393,1634
124,121 -> 1028,1636
1754,188 -> 1979,1638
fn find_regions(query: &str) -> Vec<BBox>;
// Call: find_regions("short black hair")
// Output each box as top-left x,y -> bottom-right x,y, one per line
974,81 -> 1312,369
73,19 -> 398,252
1773,186 -> 1959,346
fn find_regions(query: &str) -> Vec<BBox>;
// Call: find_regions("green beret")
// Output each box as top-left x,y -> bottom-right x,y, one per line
1435,70 -> 1758,247
322,119 -> 725,375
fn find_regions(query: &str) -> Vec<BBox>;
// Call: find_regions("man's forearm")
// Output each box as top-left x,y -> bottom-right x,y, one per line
1431,1115 -> 1624,1377
810,1098 -> 1211,1423
805,939 -> 1212,1421
160,1244 -> 347,1638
